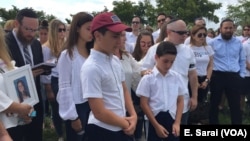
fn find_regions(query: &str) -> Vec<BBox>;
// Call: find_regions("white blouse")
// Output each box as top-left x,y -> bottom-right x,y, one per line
40,46 -> 58,84
0,59 -> 18,128
57,46 -> 87,120
120,53 -> 141,92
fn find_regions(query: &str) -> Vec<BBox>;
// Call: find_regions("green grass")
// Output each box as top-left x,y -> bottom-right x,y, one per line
43,117 -> 58,141
42,105 -> 250,141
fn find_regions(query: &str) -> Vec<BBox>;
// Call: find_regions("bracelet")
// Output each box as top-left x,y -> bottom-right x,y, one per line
205,78 -> 210,83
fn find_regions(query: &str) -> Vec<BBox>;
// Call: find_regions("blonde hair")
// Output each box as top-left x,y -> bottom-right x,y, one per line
44,19 -> 65,58
0,26 -> 13,70
4,20 -> 15,32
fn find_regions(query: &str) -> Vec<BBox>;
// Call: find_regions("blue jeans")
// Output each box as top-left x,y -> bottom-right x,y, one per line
65,102 -> 90,141
51,76 -> 64,137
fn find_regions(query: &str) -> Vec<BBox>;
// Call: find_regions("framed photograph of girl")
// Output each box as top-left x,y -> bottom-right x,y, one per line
2,65 -> 39,106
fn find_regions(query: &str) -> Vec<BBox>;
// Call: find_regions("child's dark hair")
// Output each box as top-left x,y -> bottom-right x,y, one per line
156,41 -> 177,57
39,19 -> 48,30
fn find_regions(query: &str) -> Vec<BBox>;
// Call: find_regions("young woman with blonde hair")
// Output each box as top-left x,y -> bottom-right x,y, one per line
41,19 -> 66,141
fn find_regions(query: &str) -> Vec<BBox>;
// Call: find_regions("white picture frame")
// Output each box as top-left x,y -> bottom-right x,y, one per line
2,65 -> 39,106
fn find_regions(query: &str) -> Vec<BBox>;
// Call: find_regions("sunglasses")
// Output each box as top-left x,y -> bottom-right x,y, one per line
132,21 -> 140,24
243,29 -> 250,31
197,33 -> 207,38
170,30 -> 187,35
157,18 -> 165,23
58,28 -> 66,32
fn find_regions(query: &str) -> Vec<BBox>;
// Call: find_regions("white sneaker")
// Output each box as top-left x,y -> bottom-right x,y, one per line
58,137 -> 64,141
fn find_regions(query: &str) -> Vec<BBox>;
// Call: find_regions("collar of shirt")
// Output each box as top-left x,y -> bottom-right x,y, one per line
152,66 -> 172,77
90,49 -> 114,62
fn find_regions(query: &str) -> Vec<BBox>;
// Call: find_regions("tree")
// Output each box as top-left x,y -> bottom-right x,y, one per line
226,0 -> 250,26
155,0 -> 222,26
0,5 -> 57,26
111,0 -> 222,29
112,0 -> 137,25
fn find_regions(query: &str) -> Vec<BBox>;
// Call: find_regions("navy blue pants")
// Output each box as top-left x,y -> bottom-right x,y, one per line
51,76 -> 64,137
65,102 -> 90,141
86,124 -> 133,141
148,111 -> 179,141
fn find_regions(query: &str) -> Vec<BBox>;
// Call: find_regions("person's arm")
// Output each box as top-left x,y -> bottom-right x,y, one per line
188,69 -> 198,111
0,121 -> 12,141
122,81 -> 137,135
200,55 -> 213,89
88,98 -> 129,129
3,102 -> 32,123
140,96 -> 168,138
239,43 -> 246,78
172,95 -> 184,137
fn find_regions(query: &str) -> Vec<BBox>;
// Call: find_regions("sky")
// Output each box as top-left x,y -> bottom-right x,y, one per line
0,0 -> 239,29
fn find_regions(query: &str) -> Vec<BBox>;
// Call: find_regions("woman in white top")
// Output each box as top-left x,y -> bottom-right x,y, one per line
0,26 -> 32,130
132,30 -> 154,64
56,12 -> 93,141
115,30 -> 153,140
41,19 -> 66,141
188,25 -> 214,124
132,30 -> 154,140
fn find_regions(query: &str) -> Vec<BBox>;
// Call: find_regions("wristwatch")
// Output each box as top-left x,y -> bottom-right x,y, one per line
205,78 -> 210,83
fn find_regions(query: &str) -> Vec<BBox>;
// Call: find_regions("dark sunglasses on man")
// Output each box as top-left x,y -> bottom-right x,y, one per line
170,30 -> 188,35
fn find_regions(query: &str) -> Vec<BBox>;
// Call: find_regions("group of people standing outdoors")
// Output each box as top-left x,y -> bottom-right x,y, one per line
0,7 -> 249,141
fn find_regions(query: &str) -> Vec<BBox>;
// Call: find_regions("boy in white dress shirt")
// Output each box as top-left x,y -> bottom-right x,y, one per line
81,12 -> 137,141
136,41 -> 186,141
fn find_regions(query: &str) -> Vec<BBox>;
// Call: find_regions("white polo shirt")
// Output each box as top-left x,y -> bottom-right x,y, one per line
81,49 -> 126,131
141,43 -> 196,113
136,67 -> 186,119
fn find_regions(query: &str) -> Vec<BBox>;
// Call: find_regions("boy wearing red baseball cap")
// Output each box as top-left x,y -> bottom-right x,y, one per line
80,12 -> 137,141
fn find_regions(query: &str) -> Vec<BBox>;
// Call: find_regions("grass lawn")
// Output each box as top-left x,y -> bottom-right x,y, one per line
42,104 -> 250,141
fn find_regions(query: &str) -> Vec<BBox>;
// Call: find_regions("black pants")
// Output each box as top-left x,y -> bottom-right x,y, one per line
86,124 -> 133,141
189,76 -> 209,103
148,111 -> 179,141
51,76 -> 64,137
209,71 -> 242,124
7,101 -> 44,141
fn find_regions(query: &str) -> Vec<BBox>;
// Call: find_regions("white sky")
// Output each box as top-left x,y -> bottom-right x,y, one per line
0,0 -> 239,29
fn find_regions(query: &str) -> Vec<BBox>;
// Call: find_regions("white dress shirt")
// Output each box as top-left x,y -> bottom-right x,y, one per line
136,67 -> 186,119
142,43 -> 196,113
81,49 -> 126,131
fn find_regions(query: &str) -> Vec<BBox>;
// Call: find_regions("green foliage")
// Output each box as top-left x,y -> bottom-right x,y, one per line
112,0 -> 137,25
0,6 -> 59,26
226,0 -> 250,26
156,0 -> 221,26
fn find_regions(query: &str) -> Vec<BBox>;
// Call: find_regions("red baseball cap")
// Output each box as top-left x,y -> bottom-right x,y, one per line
91,12 -> 132,33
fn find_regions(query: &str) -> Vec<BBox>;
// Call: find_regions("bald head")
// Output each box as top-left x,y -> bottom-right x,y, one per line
166,19 -> 187,45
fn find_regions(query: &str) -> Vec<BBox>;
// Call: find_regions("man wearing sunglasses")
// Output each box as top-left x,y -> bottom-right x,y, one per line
152,13 -> 173,42
126,16 -> 141,45
184,17 -> 212,45
142,19 -> 198,127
